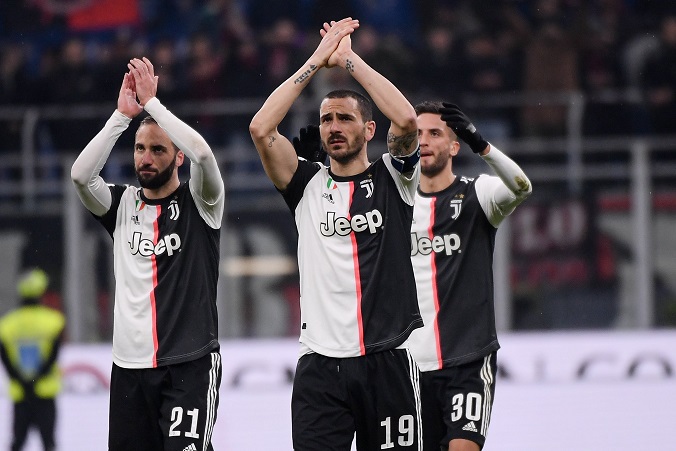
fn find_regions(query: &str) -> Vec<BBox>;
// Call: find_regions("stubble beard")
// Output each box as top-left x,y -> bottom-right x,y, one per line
421,152 -> 450,178
326,134 -> 366,165
136,158 -> 176,190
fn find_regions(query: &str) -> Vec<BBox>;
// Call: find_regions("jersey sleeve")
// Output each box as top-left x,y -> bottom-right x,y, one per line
382,152 -> 420,206
144,97 -> 225,229
279,159 -> 322,213
95,184 -> 127,237
475,144 -> 533,227
71,110 -> 131,217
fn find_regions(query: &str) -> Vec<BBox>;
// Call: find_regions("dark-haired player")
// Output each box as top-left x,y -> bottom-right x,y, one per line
71,57 -> 224,451
250,18 -> 423,450
408,101 -> 532,450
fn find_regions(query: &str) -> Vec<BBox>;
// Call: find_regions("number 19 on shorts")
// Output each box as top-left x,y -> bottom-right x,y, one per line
380,415 -> 415,449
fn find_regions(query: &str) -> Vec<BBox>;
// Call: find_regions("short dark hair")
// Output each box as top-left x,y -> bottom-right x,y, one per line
324,89 -> 373,122
139,115 -> 158,127
414,100 -> 444,116
136,115 -> 180,152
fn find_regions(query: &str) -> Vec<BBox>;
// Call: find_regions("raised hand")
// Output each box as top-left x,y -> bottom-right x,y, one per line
439,102 -> 489,154
128,57 -> 158,106
313,18 -> 359,69
117,72 -> 143,119
292,124 -> 326,163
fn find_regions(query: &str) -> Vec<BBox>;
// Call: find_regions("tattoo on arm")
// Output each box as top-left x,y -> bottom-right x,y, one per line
387,131 -> 418,157
294,65 -> 317,84
345,59 -> 354,73
267,136 -> 276,147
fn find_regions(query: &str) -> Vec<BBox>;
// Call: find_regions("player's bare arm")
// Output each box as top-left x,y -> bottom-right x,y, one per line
250,18 -> 359,190
323,24 -> 418,157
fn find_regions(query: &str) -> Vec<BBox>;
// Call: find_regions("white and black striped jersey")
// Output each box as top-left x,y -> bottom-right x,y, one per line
71,98 -> 225,370
407,145 -> 532,371
281,155 -> 423,358
408,175 -> 500,371
97,182 -> 220,368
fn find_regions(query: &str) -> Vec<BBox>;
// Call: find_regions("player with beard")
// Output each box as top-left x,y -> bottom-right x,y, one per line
250,18 -> 423,450
71,57 -> 224,451
408,101 -> 531,451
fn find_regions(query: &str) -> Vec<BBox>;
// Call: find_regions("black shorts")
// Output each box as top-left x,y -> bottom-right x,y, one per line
291,349 -> 422,451
420,352 -> 497,451
108,351 -> 222,451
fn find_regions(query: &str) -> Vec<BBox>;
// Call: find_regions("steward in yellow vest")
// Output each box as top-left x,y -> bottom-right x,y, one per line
0,268 -> 65,451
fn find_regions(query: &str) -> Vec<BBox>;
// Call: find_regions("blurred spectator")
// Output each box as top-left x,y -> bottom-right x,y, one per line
259,18 -> 306,95
640,14 -> 676,135
139,0 -> 197,44
186,33 -> 226,100
350,0 -> 420,46
0,43 -> 32,178
521,1 -> 580,137
0,0 -> 64,36
414,24 -> 466,101
96,28 -> 147,102
304,0 -> 355,31
185,32 -> 227,144
351,25 -> 414,94
224,36 -> 264,98
190,0 -> 250,43
150,38 -> 187,104
463,31 -> 519,139
244,0 -> 299,31
42,37 -> 101,152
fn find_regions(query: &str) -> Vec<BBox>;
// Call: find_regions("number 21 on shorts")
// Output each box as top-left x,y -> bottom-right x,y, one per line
169,407 -> 200,439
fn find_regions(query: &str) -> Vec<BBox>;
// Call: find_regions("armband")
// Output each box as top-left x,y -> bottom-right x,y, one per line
390,146 -> 420,174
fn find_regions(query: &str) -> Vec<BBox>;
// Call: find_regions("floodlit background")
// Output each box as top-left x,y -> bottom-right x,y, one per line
1,0 -> 676,449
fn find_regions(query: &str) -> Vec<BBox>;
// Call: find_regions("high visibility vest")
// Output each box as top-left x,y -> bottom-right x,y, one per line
0,305 -> 66,402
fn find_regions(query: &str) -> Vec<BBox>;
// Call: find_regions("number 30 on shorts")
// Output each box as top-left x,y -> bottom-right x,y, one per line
451,392 -> 483,422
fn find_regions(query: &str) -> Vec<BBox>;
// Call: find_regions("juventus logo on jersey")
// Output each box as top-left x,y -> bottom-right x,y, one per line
450,199 -> 462,219
360,179 -> 374,198
168,200 -> 180,220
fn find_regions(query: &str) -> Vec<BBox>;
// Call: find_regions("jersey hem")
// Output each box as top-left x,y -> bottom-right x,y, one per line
416,341 -> 500,372
112,339 -> 220,369
299,318 -> 423,358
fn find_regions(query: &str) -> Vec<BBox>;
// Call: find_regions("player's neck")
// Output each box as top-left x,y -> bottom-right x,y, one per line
420,169 -> 455,194
142,178 -> 180,200
329,153 -> 370,177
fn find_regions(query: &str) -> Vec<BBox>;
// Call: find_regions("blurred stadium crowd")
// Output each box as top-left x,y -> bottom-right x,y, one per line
1,0 -> 676,152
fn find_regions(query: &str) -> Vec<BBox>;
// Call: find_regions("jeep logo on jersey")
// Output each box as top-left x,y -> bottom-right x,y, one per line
320,210 -> 383,236
129,231 -> 182,257
410,232 -> 461,256
359,179 -> 374,198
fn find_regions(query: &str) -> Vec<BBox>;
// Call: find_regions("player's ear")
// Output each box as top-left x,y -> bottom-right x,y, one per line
449,140 -> 460,157
175,150 -> 185,167
364,120 -> 376,142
